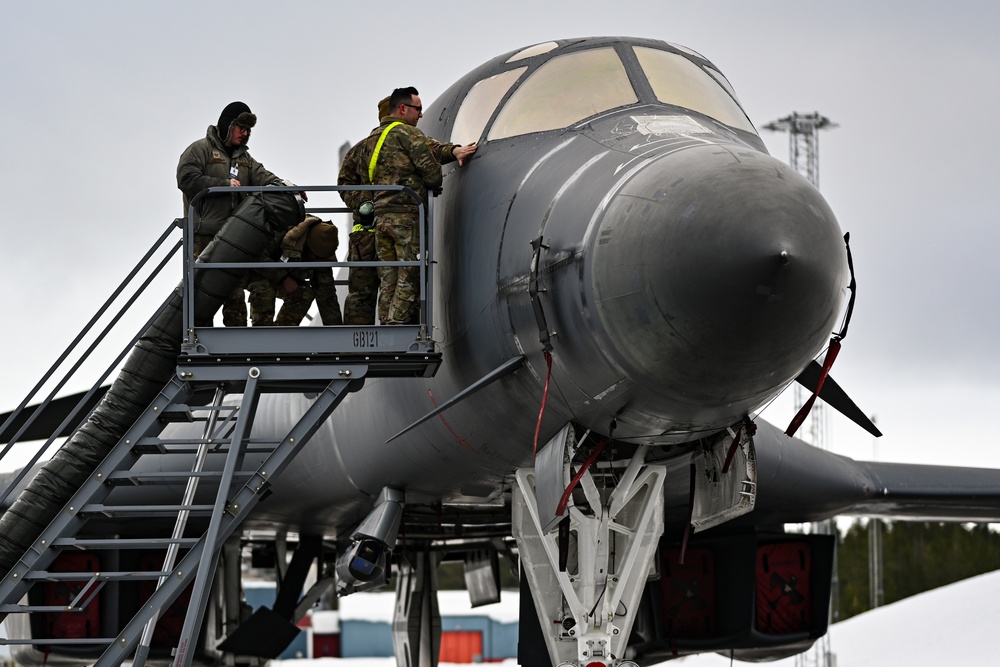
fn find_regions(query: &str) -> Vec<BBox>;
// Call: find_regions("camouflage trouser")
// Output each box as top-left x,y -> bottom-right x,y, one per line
343,227 -> 378,325
194,234 -> 247,327
275,269 -> 343,326
375,212 -> 420,325
245,271 -> 286,327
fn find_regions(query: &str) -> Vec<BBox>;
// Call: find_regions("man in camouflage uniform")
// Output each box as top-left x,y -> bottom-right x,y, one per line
244,219 -> 298,327
336,100 -> 383,325
353,88 -> 477,325
338,95 -> 464,325
275,216 -> 343,326
177,101 -> 286,326
245,215 -> 343,326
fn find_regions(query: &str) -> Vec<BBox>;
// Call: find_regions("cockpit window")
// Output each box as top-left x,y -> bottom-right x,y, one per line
488,47 -> 638,141
505,41 -> 559,63
666,42 -> 708,60
450,68 -> 526,144
633,46 -> 756,134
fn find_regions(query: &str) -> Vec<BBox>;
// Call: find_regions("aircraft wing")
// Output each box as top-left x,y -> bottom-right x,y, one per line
0,387 -> 108,443
846,460 -> 1000,521
726,419 -> 1000,527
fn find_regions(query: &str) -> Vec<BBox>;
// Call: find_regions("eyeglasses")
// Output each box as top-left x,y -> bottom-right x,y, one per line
402,103 -> 423,112
235,125 -> 252,134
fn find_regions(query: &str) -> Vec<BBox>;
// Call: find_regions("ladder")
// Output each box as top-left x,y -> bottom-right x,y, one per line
0,361 -> 366,666
0,184 -> 440,666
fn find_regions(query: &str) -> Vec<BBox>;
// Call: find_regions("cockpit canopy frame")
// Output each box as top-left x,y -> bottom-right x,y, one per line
448,38 -> 758,145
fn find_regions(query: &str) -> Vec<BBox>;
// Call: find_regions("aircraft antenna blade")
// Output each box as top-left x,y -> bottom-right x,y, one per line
794,361 -> 882,437
385,355 -> 525,442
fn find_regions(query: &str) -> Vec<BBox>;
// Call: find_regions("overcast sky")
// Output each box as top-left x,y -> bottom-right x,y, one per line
1,1 -> 999,472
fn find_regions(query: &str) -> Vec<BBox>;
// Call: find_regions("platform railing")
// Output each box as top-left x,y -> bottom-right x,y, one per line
181,184 -> 435,360
1,182 -> 440,503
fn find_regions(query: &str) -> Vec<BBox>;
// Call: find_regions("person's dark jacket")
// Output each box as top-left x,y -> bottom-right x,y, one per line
177,126 -> 282,237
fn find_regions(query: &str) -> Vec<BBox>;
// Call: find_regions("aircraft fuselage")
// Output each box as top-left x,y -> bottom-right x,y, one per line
249,38 -> 849,533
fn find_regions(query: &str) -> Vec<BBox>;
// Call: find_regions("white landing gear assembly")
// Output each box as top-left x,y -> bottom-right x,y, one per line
513,424 -> 667,667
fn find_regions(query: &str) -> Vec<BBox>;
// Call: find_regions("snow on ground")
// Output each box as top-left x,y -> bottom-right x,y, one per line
272,569 -> 1000,666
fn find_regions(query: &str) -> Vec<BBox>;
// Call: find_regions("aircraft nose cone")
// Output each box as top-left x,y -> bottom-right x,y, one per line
590,144 -> 847,414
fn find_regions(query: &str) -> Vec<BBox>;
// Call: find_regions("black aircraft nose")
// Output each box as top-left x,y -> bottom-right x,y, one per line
589,143 -> 847,419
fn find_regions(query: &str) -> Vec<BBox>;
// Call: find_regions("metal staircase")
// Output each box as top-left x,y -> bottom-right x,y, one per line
0,185 -> 440,666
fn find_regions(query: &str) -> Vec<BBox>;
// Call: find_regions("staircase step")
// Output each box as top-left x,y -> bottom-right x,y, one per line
52,537 -> 200,548
22,570 -> 169,581
130,442 -> 277,455
104,470 -> 253,486
0,637 -> 115,645
78,504 -> 214,518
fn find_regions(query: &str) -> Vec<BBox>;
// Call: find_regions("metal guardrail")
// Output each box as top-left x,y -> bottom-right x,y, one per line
181,184 -> 436,358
